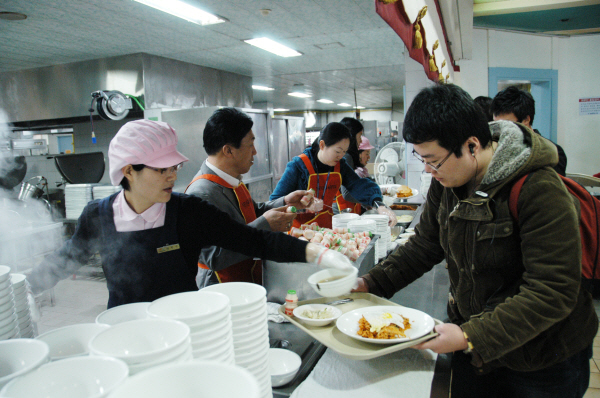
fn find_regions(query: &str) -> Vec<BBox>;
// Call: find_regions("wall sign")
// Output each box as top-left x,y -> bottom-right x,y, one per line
579,97 -> 600,115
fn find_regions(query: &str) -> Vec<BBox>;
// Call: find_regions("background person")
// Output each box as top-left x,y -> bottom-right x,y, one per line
354,84 -> 597,398
474,96 -> 493,122
27,120 -> 354,308
185,108 -> 312,287
491,86 -> 567,176
271,122 -> 396,228
334,117 -> 364,214
355,136 -> 375,179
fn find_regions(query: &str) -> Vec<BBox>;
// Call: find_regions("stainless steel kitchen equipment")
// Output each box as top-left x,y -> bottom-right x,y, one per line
54,152 -> 105,184
18,176 -> 46,201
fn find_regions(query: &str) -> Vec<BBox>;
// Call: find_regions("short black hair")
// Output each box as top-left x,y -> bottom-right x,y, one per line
339,117 -> 363,168
403,84 -> 491,158
474,96 -> 493,122
203,108 -> 254,155
120,164 -> 145,190
491,86 -> 535,124
311,122 -> 352,154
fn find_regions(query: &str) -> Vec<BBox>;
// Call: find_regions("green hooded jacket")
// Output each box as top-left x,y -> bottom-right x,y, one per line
363,120 -> 598,372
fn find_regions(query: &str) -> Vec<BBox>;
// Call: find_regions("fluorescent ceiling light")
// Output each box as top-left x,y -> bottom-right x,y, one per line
133,0 -> 226,25
354,106 -> 365,109
317,99 -> 334,104
288,92 -> 312,98
245,37 -> 302,57
252,85 -> 274,91
338,103 -> 351,107
274,108 -> 289,112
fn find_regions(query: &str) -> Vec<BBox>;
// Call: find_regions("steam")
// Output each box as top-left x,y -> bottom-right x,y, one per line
0,108 -> 61,274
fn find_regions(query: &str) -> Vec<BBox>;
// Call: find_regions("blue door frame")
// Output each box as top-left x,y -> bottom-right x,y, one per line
488,67 -> 558,143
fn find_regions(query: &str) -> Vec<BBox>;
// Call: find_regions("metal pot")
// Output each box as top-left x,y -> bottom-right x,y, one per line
18,176 -> 46,201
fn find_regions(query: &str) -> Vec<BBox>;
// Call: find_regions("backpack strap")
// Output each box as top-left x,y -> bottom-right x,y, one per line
508,174 -> 533,221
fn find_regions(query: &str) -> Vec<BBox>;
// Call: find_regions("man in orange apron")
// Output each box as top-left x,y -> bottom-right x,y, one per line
185,108 -> 312,288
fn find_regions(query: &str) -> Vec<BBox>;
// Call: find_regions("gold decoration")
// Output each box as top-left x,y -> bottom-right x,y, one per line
378,0 -> 399,3
412,6 -> 427,49
429,40 -> 439,72
446,74 -> 450,83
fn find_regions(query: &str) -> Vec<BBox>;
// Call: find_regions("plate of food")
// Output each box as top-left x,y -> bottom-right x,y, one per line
380,185 -> 418,201
335,305 -> 435,345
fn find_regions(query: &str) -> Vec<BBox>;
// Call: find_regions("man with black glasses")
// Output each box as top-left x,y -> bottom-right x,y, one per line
354,84 -> 597,398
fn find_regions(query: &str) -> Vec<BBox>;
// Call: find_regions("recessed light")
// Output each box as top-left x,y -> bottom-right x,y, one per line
288,92 -> 312,98
274,108 -> 290,112
245,37 -> 302,57
338,103 -> 352,107
252,85 -> 274,91
0,12 -> 27,21
317,99 -> 334,104
132,0 -> 226,25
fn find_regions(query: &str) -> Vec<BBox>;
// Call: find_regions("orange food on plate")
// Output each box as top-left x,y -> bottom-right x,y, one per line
395,185 -> 413,198
357,312 -> 412,339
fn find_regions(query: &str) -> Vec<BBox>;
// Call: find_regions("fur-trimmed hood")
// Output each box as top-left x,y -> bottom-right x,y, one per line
481,120 -> 558,190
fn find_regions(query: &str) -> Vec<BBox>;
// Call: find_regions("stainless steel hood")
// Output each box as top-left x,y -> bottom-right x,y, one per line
0,53 -> 253,124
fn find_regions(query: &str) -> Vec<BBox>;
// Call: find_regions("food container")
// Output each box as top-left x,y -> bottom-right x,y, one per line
292,304 -> 342,327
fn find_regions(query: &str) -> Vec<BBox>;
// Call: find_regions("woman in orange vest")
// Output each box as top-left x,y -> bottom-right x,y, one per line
270,122 -> 396,229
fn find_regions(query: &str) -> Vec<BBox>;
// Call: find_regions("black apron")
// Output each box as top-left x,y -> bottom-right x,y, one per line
99,193 -> 197,308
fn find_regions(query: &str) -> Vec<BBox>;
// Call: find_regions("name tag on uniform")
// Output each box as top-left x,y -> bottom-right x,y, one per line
157,243 -> 180,254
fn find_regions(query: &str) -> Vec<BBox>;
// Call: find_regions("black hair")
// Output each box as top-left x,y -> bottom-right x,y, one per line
120,164 -> 145,190
357,149 -> 367,167
310,122 -> 352,154
339,117 -> 363,168
491,86 -> 535,124
474,96 -> 493,122
403,84 -> 491,158
203,108 -> 254,155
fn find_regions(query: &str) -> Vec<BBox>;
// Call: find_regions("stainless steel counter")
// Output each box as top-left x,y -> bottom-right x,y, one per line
268,205 -> 452,397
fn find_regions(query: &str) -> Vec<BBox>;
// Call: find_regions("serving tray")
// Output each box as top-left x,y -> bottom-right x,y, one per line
278,292 -> 439,360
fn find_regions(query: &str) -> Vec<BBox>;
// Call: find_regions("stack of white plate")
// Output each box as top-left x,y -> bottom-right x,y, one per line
65,184 -> 94,219
361,214 -> 391,260
0,266 -> 18,341
146,291 -> 234,365
88,318 -> 192,376
10,274 -> 32,338
93,184 -> 122,200
203,283 -> 272,398
332,213 -> 360,230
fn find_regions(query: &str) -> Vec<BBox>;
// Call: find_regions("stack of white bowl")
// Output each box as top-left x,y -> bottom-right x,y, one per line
146,291 -> 234,364
95,302 -> 150,326
88,318 -> 192,376
36,323 -> 109,361
0,266 -> 18,341
332,213 -> 360,230
361,214 -> 391,260
0,356 -> 128,397
10,274 -> 32,338
0,339 -> 49,390
203,283 -> 272,398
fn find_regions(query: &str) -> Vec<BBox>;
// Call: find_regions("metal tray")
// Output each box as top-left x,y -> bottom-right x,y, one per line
278,292 -> 439,360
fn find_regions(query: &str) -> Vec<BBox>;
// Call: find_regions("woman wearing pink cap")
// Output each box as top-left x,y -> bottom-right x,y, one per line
27,120 -> 354,308
355,136 -> 375,179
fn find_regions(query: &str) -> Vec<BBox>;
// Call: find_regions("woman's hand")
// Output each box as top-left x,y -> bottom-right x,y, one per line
412,323 -> 468,354
374,201 -> 397,227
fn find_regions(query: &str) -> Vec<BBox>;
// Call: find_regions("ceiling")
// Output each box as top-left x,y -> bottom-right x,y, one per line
0,0 -> 407,112
1,0 -> 598,113
473,0 -> 600,35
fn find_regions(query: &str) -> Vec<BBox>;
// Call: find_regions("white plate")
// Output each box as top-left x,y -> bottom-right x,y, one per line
335,305 -> 434,345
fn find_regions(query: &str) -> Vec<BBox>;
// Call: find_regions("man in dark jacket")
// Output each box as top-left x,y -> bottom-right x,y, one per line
491,85 -> 567,175
354,84 -> 597,397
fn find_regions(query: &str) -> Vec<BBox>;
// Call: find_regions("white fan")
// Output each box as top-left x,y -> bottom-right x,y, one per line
374,142 -> 406,185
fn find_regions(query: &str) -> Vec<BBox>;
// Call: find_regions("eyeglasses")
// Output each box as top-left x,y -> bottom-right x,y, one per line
144,163 -> 183,176
412,149 -> 453,171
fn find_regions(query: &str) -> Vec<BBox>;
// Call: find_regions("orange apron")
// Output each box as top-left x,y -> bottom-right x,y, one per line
293,154 -> 342,230
335,191 -> 362,214
185,174 -> 262,285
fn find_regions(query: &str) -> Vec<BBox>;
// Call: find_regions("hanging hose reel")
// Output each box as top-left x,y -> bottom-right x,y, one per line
90,90 -> 133,121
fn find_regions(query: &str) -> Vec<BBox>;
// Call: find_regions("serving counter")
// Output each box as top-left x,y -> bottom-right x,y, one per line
268,204 -> 452,397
